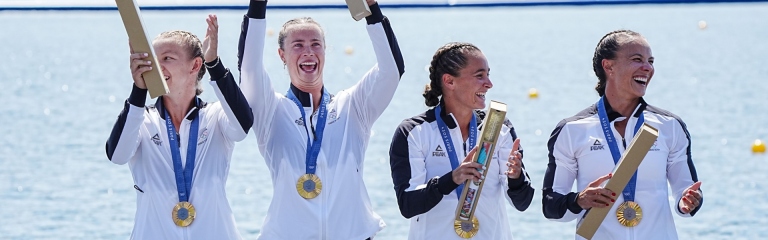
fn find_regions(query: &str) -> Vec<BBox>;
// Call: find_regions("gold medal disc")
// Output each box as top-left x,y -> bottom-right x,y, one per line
454,216 -> 480,239
296,174 -> 322,199
172,202 -> 196,227
616,201 -> 643,227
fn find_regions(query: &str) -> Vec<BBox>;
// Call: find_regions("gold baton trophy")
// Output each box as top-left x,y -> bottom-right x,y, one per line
345,0 -> 372,21
115,0 -> 169,98
453,101 -> 507,238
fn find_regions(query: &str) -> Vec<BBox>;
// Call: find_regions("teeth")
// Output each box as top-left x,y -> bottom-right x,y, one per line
633,77 -> 648,83
300,62 -> 317,66
476,93 -> 485,97
164,76 -> 170,80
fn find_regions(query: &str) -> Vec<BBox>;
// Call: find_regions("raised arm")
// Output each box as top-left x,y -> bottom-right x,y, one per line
667,118 -> 703,216
203,14 -> 253,142
350,1 -> 405,127
238,0 -> 278,139
105,49 -> 151,165
496,121 -> 534,211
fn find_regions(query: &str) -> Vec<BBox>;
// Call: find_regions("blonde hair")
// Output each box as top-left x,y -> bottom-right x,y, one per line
155,30 -> 206,95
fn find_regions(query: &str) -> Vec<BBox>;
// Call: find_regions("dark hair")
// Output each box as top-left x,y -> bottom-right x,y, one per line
155,30 -> 206,95
278,17 -> 325,50
592,29 -> 642,96
423,42 -> 481,107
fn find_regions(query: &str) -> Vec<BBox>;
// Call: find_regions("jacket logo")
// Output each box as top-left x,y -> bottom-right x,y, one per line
649,140 -> 660,151
432,145 -> 446,157
198,128 -> 209,146
590,139 -> 605,151
151,133 -> 162,146
327,108 -> 339,125
295,117 -> 305,126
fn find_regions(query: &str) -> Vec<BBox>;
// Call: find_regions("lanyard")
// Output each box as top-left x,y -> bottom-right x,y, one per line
165,106 -> 199,203
434,105 -> 477,199
286,89 -> 330,175
596,97 -> 645,202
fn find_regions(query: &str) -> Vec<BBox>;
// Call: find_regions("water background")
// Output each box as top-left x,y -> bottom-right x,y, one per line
1,2 -> 767,239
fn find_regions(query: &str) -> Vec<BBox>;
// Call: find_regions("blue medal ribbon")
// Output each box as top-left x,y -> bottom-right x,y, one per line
165,101 -> 200,203
434,105 -> 477,199
596,97 -> 645,202
287,88 -> 330,175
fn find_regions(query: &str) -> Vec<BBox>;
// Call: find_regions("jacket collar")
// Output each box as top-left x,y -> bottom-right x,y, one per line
289,84 -> 325,108
154,96 -> 206,121
602,97 -> 648,122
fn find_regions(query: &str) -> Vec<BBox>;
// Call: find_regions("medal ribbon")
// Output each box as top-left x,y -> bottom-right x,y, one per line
165,101 -> 200,203
597,97 -> 644,202
287,88 -> 330,175
434,105 -> 477,199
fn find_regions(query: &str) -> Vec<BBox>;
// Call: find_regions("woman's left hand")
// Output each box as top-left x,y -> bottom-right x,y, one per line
366,0 -> 376,6
679,181 -> 703,214
505,138 -> 522,179
202,14 -> 219,63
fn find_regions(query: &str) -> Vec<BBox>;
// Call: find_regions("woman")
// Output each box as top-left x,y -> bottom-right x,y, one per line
389,42 -> 534,240
237,0 -> 404,239
106,15 -> 252,239
542,30 -> 703,239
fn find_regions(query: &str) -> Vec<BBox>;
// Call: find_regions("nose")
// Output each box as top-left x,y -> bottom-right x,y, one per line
642,61 -> 653,72
484,77 -> 493,89
303,47 -> 315,56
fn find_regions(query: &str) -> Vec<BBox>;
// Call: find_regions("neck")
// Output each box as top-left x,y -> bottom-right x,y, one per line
444,102 -> 474,141
163,95 -> 195,131
604,92 -> 640,119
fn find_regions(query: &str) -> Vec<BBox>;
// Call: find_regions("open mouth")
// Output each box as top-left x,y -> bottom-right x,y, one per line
476,92 -> 486,101
299,62 -> 318,72
633,77 -> 648,86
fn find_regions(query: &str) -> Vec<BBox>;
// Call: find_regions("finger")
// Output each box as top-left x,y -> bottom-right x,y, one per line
130,53 -> 148,61
133,65 -> 153,76
688,181 -> 702,191
511,138 -> 521,153
595,188 -> 616,199
687,190 -> 703,200
129,42 -> 134,54
588,173 -> 613,188
463,146 -> 479,163
681,206 -> 690,213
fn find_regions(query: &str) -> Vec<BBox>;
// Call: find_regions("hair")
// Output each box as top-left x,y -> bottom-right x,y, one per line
423,42 -> 481,107
155,30 -> 206,95
592,29 -> 643,96
278,17 -> 325,50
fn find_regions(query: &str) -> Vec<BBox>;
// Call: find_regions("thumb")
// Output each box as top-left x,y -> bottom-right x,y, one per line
588,173 -> 612,187
689,181 -> 702,191
463,146 -> 478,163
511,138 -> 521,153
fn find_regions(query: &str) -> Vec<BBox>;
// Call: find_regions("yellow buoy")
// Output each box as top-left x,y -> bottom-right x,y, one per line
753,139 -> 766,153
528,88 -> 539,99
698,20 -> 707,30
344,46 -> 354,55
267,28 -> 274,37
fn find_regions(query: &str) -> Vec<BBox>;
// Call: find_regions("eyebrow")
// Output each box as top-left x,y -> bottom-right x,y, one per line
473,68 -> 489,74
291,38 -> 323,43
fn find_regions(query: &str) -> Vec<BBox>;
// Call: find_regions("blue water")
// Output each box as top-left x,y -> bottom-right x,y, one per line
1,2 -> 767,239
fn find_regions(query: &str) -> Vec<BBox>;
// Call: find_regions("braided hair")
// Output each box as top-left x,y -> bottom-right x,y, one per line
423,42 -> 481,107
592,29 -> 642,96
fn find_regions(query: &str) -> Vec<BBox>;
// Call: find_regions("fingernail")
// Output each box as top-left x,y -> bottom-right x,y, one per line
148,66 -> 152,70
143,53 -> 148,57
606,204 -> 609,206
612,193 -> 615,196
688,190 -> 694,194
609,173 -> 613,177
683,197 -> 687,201
611,199 -> 615,202
147,61 -> 151,64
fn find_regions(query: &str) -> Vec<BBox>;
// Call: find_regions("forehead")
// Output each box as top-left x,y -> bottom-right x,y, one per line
458,50 -> 489,72
285,24 -> 324,41
617,37 -> 653,57
152,38 -> 186,55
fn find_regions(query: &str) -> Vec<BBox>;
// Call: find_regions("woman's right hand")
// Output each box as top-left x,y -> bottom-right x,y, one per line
452,147 -> 484,185
129,44 -> 150,89
576,173 -> 616,210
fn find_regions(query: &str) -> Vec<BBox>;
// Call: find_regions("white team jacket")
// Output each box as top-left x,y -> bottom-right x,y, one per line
542,98 -> 703,240
238,1 -> 404,239
106,63 -> 252,240
389,104 -> 534,240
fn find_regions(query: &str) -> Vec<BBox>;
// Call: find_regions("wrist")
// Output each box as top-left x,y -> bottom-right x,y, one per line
204,56 -> 220,69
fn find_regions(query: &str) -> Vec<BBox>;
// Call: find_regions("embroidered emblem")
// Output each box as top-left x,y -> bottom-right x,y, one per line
198,128 -> 209,146
432,145 -> 447,157
590,138 -> 605,151
151,133 -> 162,146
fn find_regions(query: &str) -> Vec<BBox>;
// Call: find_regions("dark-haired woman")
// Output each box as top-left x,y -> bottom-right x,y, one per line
389,42 -> 533,240
238,0 -> 404,239
542,30 -> 703,239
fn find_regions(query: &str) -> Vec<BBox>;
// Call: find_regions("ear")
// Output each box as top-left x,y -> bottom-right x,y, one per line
441,73 -> 455,91
191,57 -> 203,75
278,48 -> 286,64
602,59 -> 613,76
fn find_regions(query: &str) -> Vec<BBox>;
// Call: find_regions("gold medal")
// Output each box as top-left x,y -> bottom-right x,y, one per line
454,216 -> 480,239
172,202 -> 196,227
296,174 -> 322,199
616,201 -> 643,227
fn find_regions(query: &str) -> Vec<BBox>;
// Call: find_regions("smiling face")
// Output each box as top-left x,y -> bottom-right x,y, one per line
278,23 -> 326,90
443,50 -> 493,112
153,38 -> 202,98
603,37 -> 654,100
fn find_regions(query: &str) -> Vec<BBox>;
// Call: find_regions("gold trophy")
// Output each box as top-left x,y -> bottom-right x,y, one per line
453,101 -> 506,238
345,0 -> 372,21
115,0 -> 169,98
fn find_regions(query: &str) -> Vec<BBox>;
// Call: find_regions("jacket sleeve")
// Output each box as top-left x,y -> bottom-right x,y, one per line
389,121 -> 458,219
105,85 -> 147,165
208,60 -> 253,142
350,3 -> 405,128
496,120 -> 534,211
542,122 -> 584,222
238,0 -> 278,141
667,117 -> 702,217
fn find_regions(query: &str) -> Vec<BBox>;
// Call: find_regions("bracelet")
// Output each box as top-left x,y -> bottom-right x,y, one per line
204,57 -> 220,69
